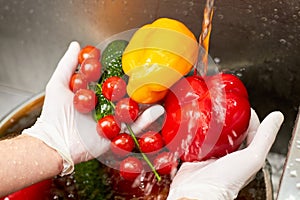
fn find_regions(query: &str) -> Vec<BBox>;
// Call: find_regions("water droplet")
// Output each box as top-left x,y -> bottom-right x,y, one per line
274,14 -> 279,19
246,9 -> 252,14
271,19 -> 277,24
295,158 -> 300,162
4,5 -> 10,11
296,183 -> 300,189
29,9 -> 34,14
288,35 -> 295,40
259,33 -> 265,39
217,14 -> 224,20
214,57 -> 221,64
290,170 -> 297,177
261,16 -> 268,22
227,135 -> 234,146
279,38 -> 287,45
293,14 -> 298,20
182,10 -> 188,16
188,1 -> 194,7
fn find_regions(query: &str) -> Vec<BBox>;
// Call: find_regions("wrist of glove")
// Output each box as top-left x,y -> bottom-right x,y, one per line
22,42 -> 110,176
167,109 -> 284,200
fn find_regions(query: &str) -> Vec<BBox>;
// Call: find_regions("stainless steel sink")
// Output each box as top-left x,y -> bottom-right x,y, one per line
0,0 -> 299,199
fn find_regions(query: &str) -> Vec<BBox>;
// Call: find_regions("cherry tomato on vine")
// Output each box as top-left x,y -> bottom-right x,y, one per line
69,73 -> 88,92
102,76 -> 127,102
138,131 -> 164,154
96,115 -> 120,140
110,133 -> 135,157
78,45 -> 100,65
80,58 -> 101,82
114,98 -> 139,124
154,152 -> 178,175
120,157 -> 143,181
73,89 -> 98,113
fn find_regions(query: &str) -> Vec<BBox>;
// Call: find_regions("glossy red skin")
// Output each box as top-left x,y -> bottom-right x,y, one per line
138,131 -> 164,154
110,133 -> 135,157
78,45 -> 101,65
80,58 -> 102,82
162,73 -> 250,162
0,179 -> 52,200
114,98 -> 139,124
69,73 -> 88,92
154,152 -> 178,175
102,76 -> 127,102
119,157 -> 143,181
96,115 -> 121,140
73,89 -> 98,113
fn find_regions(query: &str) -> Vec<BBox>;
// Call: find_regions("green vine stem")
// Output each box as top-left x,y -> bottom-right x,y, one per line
125,124 -> 162,182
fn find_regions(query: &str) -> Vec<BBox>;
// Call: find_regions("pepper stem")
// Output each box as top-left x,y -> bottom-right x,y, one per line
125,124 -> 162,182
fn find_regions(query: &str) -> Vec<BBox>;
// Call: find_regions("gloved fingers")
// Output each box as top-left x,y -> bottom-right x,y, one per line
246,108 -> 260,146
74,110 -> 110,162
170,159 -> 216,188
210,111 -> 284,186
122,104 -> 165,135
248,111 -> 284,156
49,41 -> 80,87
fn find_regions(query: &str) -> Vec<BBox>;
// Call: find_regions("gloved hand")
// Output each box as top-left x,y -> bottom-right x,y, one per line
167,108 -> 284,200
22,41 -> 110,176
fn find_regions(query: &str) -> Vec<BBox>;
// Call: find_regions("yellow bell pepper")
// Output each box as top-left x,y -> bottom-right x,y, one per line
122,18 -> 199,104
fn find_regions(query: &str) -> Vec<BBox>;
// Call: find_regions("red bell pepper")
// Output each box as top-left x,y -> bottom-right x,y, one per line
161,73 -> 251,161
0,179 -> 52,200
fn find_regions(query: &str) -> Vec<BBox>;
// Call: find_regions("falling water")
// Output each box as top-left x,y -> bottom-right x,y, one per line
197,0 -> 215,76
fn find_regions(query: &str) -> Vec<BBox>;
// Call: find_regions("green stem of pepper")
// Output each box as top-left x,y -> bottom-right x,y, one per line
125,124 -> 162,182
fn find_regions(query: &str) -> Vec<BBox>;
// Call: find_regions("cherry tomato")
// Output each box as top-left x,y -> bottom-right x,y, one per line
114,98 -> 139,124
73,89 -> 98,113
78,45 -> 100,65
119,157 -> 143,181
96,115 -> 120,140
80,58 -> 102,82
154,152 -> 178,175
138,131 -> 164,154
102,76 -> 127,102
0,179 -> 52,200
110,133 -> 135,157
69,73 -> 88,93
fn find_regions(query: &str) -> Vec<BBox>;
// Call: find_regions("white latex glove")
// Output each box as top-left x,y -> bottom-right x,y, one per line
22,41 -> 110,176
167,109 -> 284,200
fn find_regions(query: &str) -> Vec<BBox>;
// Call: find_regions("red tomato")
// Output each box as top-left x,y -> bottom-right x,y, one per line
119,157 -> 143,181
73,89 -> 98,113
80,58 -> 102,82
102,76 -> 127,102
78,45 -> 100,65
154,152 -> 178,175
96,115 -> 120,140
0,179 -> 52,200
110,133 -> 135,157
162,73 -> 250,162
138,131 -> 164,154
114,98 -> 139,124
69,73 -> 88,92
